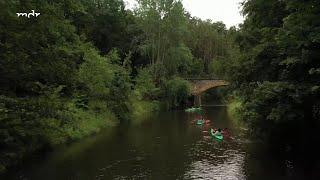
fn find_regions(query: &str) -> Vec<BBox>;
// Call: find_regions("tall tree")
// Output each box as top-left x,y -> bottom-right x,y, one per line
186,18 -> 229,74
136,0 -> 192,78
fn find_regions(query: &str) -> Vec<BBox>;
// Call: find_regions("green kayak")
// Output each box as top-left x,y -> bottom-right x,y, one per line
196,119 -> 205,125
210,129 -> 223,140
185,107 -> 203,113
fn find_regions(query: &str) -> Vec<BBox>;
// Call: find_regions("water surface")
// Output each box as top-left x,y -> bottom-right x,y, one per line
3,107 -> 316,180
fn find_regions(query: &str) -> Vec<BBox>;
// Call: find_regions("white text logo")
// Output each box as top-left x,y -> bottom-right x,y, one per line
17,10 -> 40,18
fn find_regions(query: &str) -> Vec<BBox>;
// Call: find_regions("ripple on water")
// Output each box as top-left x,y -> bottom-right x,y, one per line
183,155 -> 246,180
183,138 -> 247,180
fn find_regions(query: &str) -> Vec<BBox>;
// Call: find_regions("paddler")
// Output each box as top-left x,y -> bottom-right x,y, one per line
213,128 -> 222,136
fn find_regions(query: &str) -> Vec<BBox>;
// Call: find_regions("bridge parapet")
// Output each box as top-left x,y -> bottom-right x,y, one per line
185,78 -> 229,106
189,79 -> 229,95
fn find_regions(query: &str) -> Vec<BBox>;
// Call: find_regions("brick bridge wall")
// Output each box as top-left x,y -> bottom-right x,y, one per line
190,80 -> 229,95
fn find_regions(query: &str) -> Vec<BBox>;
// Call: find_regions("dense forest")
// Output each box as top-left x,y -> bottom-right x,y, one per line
216,0 -> 320,153
1,0 -> 319,174
0,0 -> 235,172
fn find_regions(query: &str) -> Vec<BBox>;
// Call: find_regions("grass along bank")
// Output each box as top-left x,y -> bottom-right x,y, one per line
227,98 -> 244,122
0,97 -> 112,174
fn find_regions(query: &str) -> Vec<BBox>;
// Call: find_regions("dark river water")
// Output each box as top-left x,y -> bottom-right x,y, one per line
2,107 -> 318,180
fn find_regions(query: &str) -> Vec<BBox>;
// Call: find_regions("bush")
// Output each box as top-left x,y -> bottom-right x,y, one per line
77,45 -> 114,99
237,82 -> 305,140
165,45 -> 194,76
0,90 -> 70,171
163,77 -> 191,108
0,90 -> 117,172
107,71 -> 132,122
130,98 -> 160,123
134,68 -> 160,100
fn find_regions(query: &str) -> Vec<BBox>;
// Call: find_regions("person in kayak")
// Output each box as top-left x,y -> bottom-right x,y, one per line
223,128 -> 229,134
214,128 -> 222,136
222,128 -> 231,138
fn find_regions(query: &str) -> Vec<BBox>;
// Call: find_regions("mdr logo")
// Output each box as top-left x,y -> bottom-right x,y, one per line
16,10 -> 40,18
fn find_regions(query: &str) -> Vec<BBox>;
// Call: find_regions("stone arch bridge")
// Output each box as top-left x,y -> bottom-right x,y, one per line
186,78 -> 229,106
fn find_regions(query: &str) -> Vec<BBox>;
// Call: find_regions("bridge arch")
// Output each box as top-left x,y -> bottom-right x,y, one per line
186,79 -> 229,106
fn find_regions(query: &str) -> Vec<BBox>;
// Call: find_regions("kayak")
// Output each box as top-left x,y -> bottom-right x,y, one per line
185,107 -> 203,114
196,119 -> 205,125
185,107 -> 199,112
210,128 -> 223,140
214,134 -> 223,140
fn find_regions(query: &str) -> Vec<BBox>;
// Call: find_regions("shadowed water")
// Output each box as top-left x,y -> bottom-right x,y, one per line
2,107 -> 317,180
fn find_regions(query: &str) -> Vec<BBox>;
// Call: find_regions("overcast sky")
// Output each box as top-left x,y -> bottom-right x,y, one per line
124,0 -> 244,28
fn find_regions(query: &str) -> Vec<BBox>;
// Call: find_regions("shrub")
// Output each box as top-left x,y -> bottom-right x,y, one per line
163,77 -> 191,108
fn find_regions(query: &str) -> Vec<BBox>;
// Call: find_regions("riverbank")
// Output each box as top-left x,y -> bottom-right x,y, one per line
0,99 -> 112,174
227,97 -> 244,122
0,96 -> 158,174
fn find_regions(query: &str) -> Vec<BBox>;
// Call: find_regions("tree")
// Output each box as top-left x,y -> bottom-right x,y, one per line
136,0 -> 192,78
185,18 -> 232,75
218,0 -> 320,149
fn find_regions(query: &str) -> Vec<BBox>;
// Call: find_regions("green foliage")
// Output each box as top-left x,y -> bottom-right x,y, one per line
77,45 -> 114,98
74,95 -> 89,110
0,0 -> 243,173
165,44 -> 194,76
130,98 -> 160,123
163,77 -> 191,108
240,82 -> 304,137
75,0 -> 129,54
134,68 -> 159,100
0,0 -> 87,94
226,97 -> 247,129
190,58 -> 205,76
0,94 -> 117,172
219,0 -> 320,145
210,60 -> 224,77
0,0 -> 133,172
0,91 -> 68,169
108,71 -> 132,122
227,98 -> 244,120
61,100 -> 117,141
136,0 -> 194,77
77,47 -> 135,122
130,68 -> 160,121
186,18 -> 231,74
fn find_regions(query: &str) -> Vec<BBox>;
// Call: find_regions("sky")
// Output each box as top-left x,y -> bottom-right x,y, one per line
124,0 -> 244,28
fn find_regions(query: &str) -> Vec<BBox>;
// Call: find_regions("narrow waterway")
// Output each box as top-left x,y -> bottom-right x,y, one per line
2,107 -> 313,180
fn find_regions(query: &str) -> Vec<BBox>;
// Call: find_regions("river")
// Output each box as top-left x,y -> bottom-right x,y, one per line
2,107 -> 316,180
